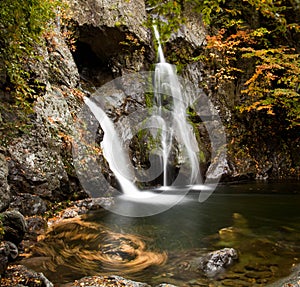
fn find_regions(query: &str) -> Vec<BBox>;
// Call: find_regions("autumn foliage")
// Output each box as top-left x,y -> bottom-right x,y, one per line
199,0 -> 300,127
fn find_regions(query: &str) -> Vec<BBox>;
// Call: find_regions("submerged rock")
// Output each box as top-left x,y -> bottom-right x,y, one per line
193,248 -> 238,278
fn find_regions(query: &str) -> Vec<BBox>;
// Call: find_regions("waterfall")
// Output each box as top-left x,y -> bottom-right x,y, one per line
84,97 -> 140,195
153,25 -> 202,187
84,26 -> 202,197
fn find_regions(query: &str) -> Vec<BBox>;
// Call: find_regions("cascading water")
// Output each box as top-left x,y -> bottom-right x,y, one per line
153,25 -> 202,187
83,26 -> 203,201
83,97 -> 140,196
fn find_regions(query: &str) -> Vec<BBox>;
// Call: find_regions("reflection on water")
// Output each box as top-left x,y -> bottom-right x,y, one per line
22,182 -> 300,286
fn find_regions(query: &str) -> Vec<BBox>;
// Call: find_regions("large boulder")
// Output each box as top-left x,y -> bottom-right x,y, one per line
1,210 -> 27,245
68,0 -> 148,44
187,248 -> 239,278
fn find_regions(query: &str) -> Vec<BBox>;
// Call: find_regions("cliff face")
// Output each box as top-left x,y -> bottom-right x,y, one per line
0,0 -> 299,215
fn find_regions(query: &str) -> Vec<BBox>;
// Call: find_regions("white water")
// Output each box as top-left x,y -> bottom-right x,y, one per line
153,25 -> 202,186
84,26 -> 204,201
84,97 -> 140,196
153,25 -> 165,63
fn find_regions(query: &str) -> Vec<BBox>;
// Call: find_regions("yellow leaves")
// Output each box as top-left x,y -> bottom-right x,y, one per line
257,104 -> 272,111
240,101 -> 275,115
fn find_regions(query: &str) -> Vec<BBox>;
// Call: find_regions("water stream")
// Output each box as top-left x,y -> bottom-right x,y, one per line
83,26 -> 202,199
22,181 -> 300,286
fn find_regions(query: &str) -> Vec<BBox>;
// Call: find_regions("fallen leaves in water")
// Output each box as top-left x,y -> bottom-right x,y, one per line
23,217 -> 167,279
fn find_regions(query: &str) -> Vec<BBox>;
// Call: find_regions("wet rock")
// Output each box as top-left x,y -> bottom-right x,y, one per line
9,194 -> 47,216
0,152 -> 11,212
66,275 -> 151,287
0,264 -> 53,287
0,242 -> 9,275
267,263 -> 300,287
47,197 -> 114,227
1,210 -> 27,245
0,241 -> 18,276
194,248 -> 238,277
61,197 -> 114,217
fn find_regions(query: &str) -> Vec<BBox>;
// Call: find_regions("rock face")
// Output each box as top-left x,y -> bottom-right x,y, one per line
69,0 -> 150,80
0,152 -> 11,212
7,89 -> 79,198
5,31 -> 85,212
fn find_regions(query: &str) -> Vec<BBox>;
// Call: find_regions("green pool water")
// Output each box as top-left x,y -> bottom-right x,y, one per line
24,181 -> 300,286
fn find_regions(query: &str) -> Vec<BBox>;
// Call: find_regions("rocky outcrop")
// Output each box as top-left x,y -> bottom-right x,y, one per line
69,0 -> 150,81
6,31 -> 85,210
7,86 -> 82,201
